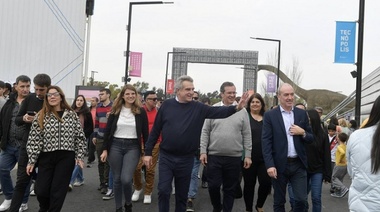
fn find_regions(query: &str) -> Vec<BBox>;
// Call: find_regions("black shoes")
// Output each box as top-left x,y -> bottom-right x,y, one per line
98,183 -> 108,194
124,203 -> 132,212
201,181 -> 208,188
186,199 -> 194,212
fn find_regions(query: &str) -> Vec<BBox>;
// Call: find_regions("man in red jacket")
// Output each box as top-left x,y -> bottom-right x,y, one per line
132,91 -> 161,204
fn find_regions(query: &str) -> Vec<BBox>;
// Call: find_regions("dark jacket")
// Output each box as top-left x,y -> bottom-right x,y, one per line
15,93 -> 44,147
77,111 -> 94,139
0,93 -> 18,150
103,108 -> 149,153
305,133 -> 332,182
262,106 -> 314,173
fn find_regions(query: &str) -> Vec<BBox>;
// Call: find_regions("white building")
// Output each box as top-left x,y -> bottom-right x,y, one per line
0,0 -> 87,99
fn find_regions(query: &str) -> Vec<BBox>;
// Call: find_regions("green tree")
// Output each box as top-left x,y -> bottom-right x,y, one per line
133,81 -> 150,94
86,81 -> 121,100
87,81 -> 110,88
152,87 -> 164,99
198,90 -> 221,105
109,84 -> 122,100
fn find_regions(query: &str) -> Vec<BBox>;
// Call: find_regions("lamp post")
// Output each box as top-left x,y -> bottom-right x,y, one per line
250,37 -> 281,105
165,51 -> 186,99
90,70 -> 98,86
354,0 -> 365,123
124,1 -> 173,84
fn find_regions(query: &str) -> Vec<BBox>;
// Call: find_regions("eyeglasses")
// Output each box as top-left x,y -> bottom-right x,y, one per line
47,92 -> 60,97
147,98 -> 158,101
193,97 -> 199,100
224,92 -> 237,95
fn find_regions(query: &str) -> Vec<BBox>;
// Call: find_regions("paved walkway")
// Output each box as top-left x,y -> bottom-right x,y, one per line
3,158 -> 350,211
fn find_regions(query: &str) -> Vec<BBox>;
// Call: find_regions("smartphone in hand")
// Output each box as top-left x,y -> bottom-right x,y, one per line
27,111 -> 36,116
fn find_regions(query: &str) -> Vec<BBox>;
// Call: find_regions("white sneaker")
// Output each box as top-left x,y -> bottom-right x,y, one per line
0,199 -> 11,211
131,189 -> 142,202
29,182 -> 35,196
143,195 -> 151,204
73,180 -> 84,187
102,189 -> 114,200
19,203 -> 28,212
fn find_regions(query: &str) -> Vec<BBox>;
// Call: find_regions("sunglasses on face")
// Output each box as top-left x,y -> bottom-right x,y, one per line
147,98 -> 157,101
47,92 -> 60,97
193,97 -> 199,100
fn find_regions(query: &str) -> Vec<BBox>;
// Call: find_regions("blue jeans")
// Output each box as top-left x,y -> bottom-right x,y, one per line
107,138 -> 140,209
0,145 -> 26,201
188,157 -> 200,199
70,165 -> 84,185
272,158 -> 307,212
157,151 -> 193,212
306,172 -> 323,212
108,170 -> 113,189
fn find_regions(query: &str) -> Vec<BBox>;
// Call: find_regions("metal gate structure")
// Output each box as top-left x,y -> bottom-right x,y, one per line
171,47 -> 259,92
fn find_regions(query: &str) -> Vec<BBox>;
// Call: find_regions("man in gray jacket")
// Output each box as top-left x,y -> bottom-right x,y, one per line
200,81 -> 252,212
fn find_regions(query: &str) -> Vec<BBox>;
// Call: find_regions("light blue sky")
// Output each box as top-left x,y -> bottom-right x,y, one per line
89,0 -> 380,96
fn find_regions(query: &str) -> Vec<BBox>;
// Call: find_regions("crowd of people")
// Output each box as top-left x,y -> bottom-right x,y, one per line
0,74 -> 379,212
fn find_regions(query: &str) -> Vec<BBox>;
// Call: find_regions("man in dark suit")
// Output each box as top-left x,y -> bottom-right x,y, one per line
262,83 -> 313,212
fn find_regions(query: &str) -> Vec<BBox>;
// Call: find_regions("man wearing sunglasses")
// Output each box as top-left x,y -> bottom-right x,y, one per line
132,91 -> 161,204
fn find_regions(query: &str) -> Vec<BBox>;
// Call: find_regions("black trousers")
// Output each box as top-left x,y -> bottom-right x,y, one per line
95,139 -> 109,186
9,146 -> 34,212
35,151 -> 75,212
242,160 -> 272,211
87,134 -> 96,163
207,155 -> 241,212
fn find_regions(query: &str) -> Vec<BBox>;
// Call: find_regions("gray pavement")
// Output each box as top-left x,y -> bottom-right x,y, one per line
3,158 -> 350,212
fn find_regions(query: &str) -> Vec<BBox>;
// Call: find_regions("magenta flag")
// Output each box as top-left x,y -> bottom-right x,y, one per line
129,52 -> 143,77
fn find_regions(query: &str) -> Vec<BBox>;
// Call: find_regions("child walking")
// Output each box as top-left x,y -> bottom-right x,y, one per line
331,133 -> 349,198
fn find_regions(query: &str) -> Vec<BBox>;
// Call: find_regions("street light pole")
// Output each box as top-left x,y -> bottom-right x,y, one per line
165,51 -> 186,99
90,70 -> 98,86
355,0 -> 365,123
250,37 -> 281,105
124,1 -> 173,84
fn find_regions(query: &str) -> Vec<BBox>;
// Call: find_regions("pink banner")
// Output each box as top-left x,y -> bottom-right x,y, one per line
129,52 -> 143,77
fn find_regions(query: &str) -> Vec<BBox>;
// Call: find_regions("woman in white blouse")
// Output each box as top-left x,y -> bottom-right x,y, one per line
100,84 -> 148,212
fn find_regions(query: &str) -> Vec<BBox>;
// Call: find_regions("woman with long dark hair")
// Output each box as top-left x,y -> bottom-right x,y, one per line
347,95 -> 380,211
305,109 -> 331,212
26,86 -> 86,211
69,95 -> 93,190
100,84 -> 148,212
242,93 -> 271,212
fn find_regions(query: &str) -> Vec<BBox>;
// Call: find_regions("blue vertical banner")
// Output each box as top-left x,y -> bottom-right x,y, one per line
334,21 -> 356,64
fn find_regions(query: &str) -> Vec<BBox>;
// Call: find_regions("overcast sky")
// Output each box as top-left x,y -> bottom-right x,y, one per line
88,0 -> 380,96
